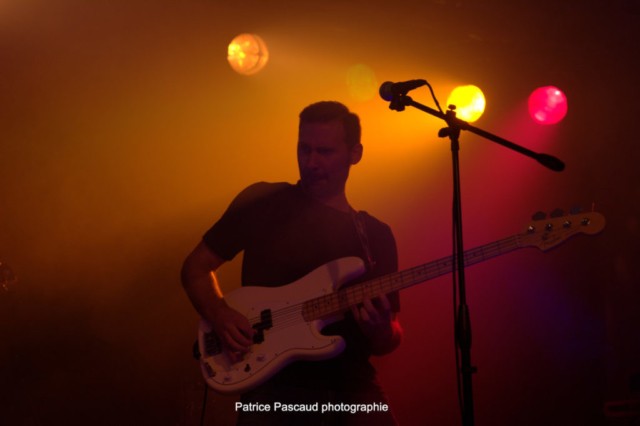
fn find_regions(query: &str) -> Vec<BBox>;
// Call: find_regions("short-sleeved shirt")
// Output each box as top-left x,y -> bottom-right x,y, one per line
203,181 -> 399,391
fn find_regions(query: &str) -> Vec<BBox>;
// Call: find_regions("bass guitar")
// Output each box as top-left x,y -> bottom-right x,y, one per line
197,210 -> 605,394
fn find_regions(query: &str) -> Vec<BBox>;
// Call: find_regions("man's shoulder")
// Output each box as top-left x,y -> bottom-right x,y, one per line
240,181 -> 294,194
231,181 -> 297,205
358,210 -> 394,236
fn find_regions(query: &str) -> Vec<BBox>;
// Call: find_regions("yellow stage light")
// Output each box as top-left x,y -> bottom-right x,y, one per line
446,85 -> 486,122
227,34 -> 269,75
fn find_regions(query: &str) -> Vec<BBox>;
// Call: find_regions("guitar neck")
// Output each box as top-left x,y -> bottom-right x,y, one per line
303,235 -> 521,321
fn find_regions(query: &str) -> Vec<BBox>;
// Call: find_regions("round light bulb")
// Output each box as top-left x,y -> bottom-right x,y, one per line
227,34 -> 269,75
446,85 -> 486,122
528,86 -> 567,124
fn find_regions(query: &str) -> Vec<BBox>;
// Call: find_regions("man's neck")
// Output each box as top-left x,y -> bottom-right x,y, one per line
318,193 -> 352,213
300,182 -> 352,213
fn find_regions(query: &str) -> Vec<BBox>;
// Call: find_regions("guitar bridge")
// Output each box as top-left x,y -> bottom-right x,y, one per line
204,332 -> 222,356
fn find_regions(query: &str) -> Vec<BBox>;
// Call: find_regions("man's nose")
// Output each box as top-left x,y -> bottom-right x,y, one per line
305,150 -> 320,169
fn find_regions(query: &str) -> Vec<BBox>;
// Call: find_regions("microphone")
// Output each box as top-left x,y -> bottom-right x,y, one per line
379,80 -> 427,101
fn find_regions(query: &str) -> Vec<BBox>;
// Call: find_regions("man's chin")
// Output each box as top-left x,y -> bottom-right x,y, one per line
301,180 -> 330,199
302,177 -> 325,188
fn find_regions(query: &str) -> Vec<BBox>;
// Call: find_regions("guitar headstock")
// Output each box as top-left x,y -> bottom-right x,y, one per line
518,210 -> 605,252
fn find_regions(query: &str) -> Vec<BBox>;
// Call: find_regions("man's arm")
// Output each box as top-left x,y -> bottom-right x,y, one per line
180,240 -> 254,361
351,293 -> 403,356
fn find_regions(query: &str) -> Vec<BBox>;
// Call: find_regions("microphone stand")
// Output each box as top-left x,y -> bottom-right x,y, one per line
386,93 -> 564,426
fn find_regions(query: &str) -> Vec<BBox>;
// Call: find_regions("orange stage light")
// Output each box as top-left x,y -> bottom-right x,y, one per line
227,34 -> 269,75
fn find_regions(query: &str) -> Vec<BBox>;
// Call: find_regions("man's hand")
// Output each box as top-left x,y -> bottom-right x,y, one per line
350,293 -> 402,355
210,304 -> 256,363
182,241 -> 257,363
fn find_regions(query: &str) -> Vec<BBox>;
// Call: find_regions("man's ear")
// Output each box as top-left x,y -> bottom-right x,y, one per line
350,143 -> 363,165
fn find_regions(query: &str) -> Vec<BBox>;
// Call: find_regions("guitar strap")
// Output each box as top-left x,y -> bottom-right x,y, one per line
350,209 -> 376,271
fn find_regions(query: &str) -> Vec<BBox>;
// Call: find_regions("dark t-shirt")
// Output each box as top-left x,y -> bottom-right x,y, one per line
203,181 -> 399,391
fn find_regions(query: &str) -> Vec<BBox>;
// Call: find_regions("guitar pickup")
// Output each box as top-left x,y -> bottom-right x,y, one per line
253,331 -> 265,344
259,309 -> 272,330
252,309 -> 272,344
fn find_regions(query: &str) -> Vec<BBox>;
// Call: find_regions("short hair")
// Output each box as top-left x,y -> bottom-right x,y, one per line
299,101 -> 361,149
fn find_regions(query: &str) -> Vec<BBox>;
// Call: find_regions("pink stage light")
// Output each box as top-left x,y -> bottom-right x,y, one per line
528,87 -> 568,124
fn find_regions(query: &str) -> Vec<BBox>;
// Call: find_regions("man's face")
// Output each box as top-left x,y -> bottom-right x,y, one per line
297,120 -> 361,202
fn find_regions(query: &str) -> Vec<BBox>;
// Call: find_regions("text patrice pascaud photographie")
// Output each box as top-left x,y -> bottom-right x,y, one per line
235,401 -> 390,414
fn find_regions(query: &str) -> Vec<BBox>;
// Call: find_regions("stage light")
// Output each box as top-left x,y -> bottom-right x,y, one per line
446,85 -> 485,122
528,86 -> 567,124
227,34 -> 269,75
346,64 -> 378,101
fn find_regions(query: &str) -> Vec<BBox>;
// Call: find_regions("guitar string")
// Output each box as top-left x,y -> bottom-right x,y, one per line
245,235 -> 523,331
249,222 -> 582,334
244,246 -> 521,335
206,225 -> 586,353
243,223 -> 583,333
243,235 -> 528,333
211,240 -> 504,350
246,236 -> 523,333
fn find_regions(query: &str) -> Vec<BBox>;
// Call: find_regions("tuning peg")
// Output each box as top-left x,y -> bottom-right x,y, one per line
532,211 -> 547,221
570,206 -> 582,215
550,208 -> 564,218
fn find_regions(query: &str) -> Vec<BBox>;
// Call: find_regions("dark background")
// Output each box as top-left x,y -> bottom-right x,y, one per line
1,1 -> 638,425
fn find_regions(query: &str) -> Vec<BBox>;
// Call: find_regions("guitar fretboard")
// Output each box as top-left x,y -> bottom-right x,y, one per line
302,235 -> 520,321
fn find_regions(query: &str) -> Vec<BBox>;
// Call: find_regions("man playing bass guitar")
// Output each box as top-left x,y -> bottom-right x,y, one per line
181,101 -> 402,426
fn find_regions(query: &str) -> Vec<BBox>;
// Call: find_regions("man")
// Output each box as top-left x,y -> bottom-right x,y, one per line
181,101 -> 402,425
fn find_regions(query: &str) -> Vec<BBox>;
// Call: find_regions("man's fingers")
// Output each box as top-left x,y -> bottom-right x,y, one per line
211,307 -> 257,362
226,327 -> 254,349
363,296 -> 374,311
353,294 -> 392,327
362,306 -> 373,322
352,303 -> 373,324
350,304 -> 360,321
378,293 -> 391,311
223,330 -> 249,352
363,297 -> 381,323
237,314 -> 254,331
238,323 -> 257,339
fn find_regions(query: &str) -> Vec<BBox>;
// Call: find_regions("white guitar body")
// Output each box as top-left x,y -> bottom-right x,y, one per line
197,257 -> 366,395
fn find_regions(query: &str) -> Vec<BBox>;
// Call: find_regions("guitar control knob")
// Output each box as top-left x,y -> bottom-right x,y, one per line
545,223 -> 554,231
257,353 -> 266,361
223,373 -> 233,382
563,220 -> 571,228
244,364 -> 251,372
